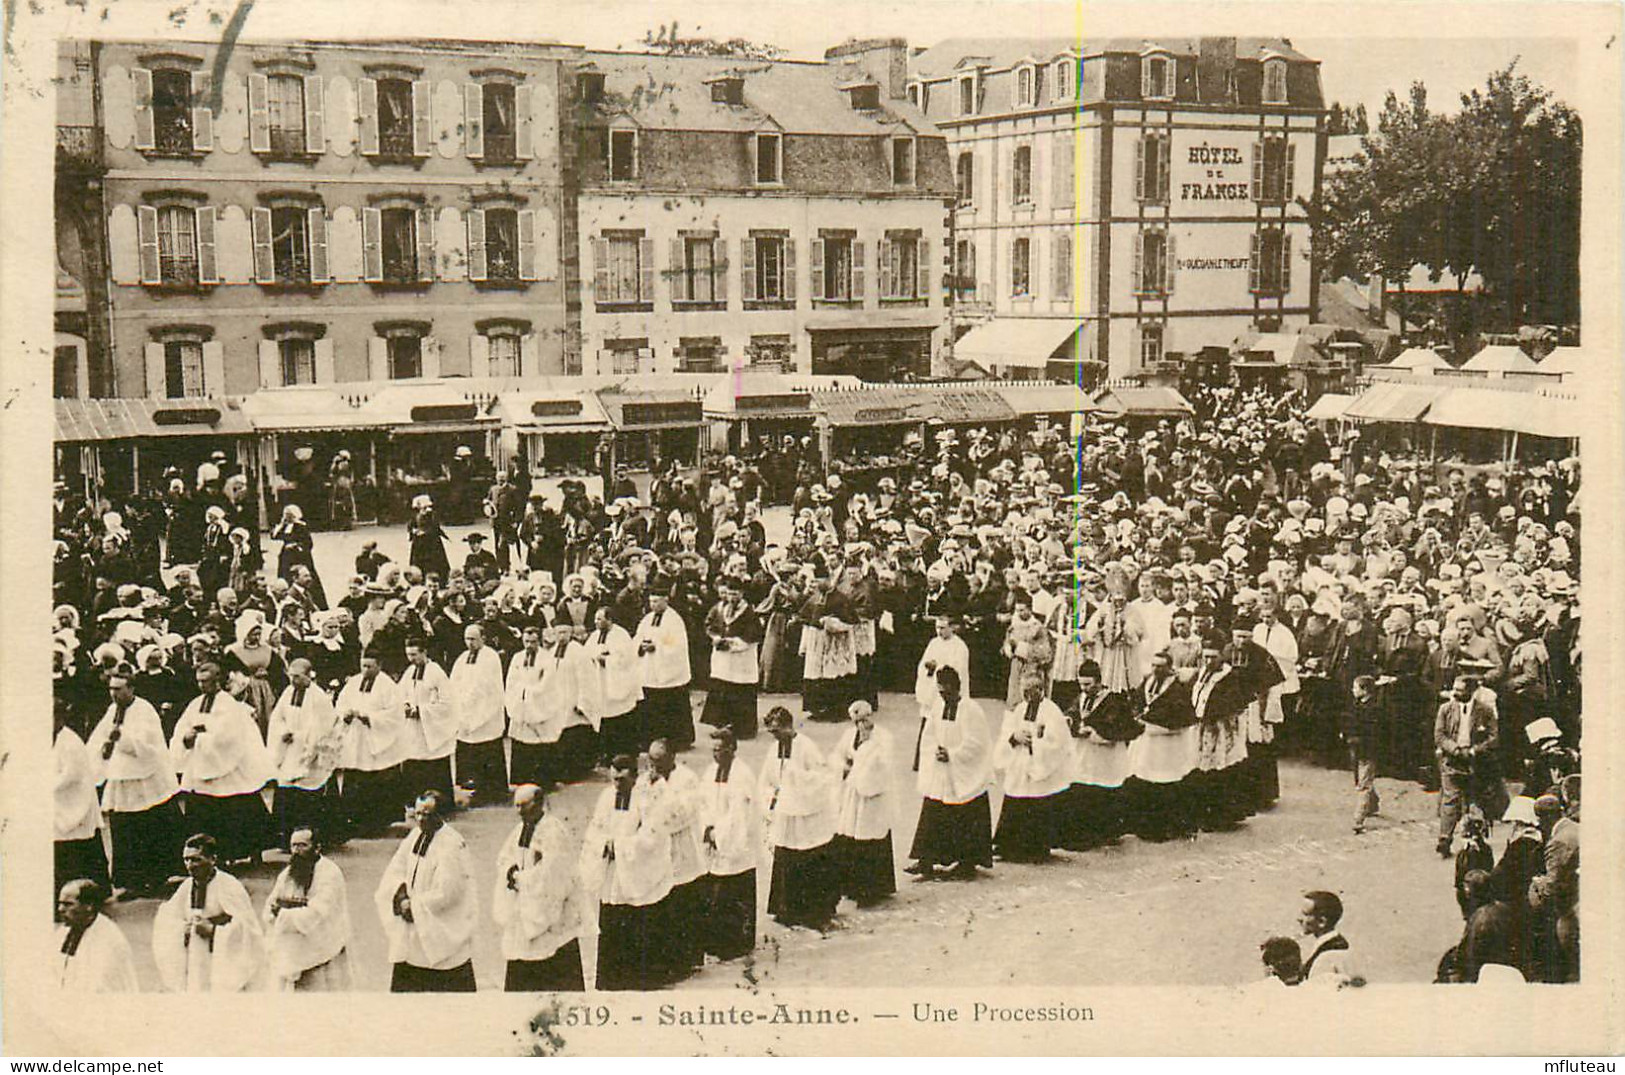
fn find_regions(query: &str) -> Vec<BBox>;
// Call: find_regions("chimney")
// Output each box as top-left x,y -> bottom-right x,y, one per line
1196,37 -> 1236,103
825,37 -> 909,100
1366,274 -> 1387,317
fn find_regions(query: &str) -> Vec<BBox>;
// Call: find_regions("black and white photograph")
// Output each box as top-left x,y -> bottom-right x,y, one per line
2,0 -> 1620,1058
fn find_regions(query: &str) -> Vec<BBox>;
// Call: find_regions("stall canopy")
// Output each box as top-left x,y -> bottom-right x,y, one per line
812,386 -> 937,427
1536,347 -> 1587,377
56,397 -> 254,442
595,390 -> 704,431
1462,345 -> 1538,375
1379,347 -> 1450,373
357,381 -> 500,433
1304,392 -> 1356,422
991,382 -> 1091,418
491,390 -> 611,434
239,387 -> 387,432
703,371 -> 817,419
1342,381 -> 1448,423
1423,387 -> 1581,440
929,387 -> 1019,425
952,318 -> 1083,369
1235,331 -> 1309,366
1088,386 -> 1194,418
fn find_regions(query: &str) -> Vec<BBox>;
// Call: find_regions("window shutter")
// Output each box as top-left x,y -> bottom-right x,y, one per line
713,239 -> 728,305
251,206 -> 275,283
517,209 -> 538,280
520,333 -> 537,376
740,237 -> 757,302
515,85 -> 533,159
361,207 -> 383,282
851,239 -> 865,301
190,71 -> 213,151
202,341 -> 225,397
137,205 -> 161,284
304,75 -> 325,154
1158,137 -> 1171,202
638,237 -> 655,302
308,208 -> 330,283
669,238 -> 685,302
1251,142 -> 1263,201
783,238 -> 797,301
368,336 -> 389,381
258,340 -> 281,388
810,238 -> 825,300
917,237 -> 931,300
1140,60 -> 1152,99
1248,232 -> 1261,292
145,342 -> 167,399
1053,136 -> 1073,209
248,72 -> 271,153
1280,233 -> 1293,293
464,83 -> 484,158
1030,236 -> 1041,299
358,78 -> 379,155
421,336 -> 442,379
313,338 -> 335,384
878,236 -> 894,299
1164,232 -> 1177,294
1134,137 -> 1146,202
194,206 -> 218,284
469,333 -> 491,379
132,68 -> 155,150
591,236 -> 609,302
1284,142 -> 1297,202
1005,236 -> 1014,295
411,80 -> 433,156
415,207 -> 436,282
1052,233 -> 1070,297
466,208 -> 487,281
1132,233 -> 1144,293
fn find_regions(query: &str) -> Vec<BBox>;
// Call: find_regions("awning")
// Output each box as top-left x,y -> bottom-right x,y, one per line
812,387 -> 936,427
1424,387 -> 1581,440
704,371 -> 816,419
928,388 -> 1019,425
1304,392 -> 1355,422
596,390 -> 704,431
239,388 -> 387,433
1462,345 -> 1538,374
1380,347 -> 1449,372
952,317 -> 1082,368
357,382 -> 500,434
55,397 -> 254,442
492,390 -> 611,435
1089,386 -> 1194,418
1342,381 -> 1448,423
993,382 -> 1092,418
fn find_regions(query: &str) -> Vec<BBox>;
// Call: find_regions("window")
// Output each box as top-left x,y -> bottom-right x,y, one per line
484,208 -> 520,282
1253,137 -> 1295,204
1137,133 -> 1171,204
755,133 -> 782,184
1139,323 -> 1165,367
269,206 -> 311,283
266,75 -> 306,156
1017,65 -> 1035,106
280,337 -> 316,385
1250,228 -> 1291,295
165,340 -> 206,398
906,83 -> 920,106
815,234 -> 858,302
954,239 -> 976,300
955,151 -> 974,206
959,76 -> 976,115
483,83 -> 517,163
597,234 -> 648,305
673,236 -> 721,304
710,77 -> 744,105
1141,52 -> 1175,100
377,78 -> 416,157
881,232 -> 926,301
157,206 -> 198,286
748,334 -> 792,369
744,234 -> 793,304
609,129 -> 638,181
1054,59 -> 1075,101
606,338 -> 647,375
388,334 -> 422,379
1012,237 -> 1031,297
54,345 -> 81,399
380,208 -> 420,282
1135,229 -> 1174,295
1052,230 -> 1072,300
677,336 -> 724,373
1262,58 -> 1289,105
487,332 -> 521,377
891,137 -> 915,186
1013,145 -> 1033,205
151,69 -> 193,153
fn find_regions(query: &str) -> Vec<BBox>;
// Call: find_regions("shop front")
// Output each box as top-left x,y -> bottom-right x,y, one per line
703,372 -> 820,460
595,390 -> 705,485
240,388 -> 389,530
809,326 -> 934,381
492,390 -> 613,505
357,383 -> 501,524
811,386 -> 933,485
55,396 -> 257,505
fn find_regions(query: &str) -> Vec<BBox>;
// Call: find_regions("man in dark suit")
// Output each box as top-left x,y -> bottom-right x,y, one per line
1434,674 -> 1505,857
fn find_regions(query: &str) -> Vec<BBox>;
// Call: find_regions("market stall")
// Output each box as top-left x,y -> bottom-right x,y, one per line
595,389 -> 705,480
1421,385 -> 1581,464
356,382 -> 501,523
811,385 -> 935,468
55,396 -> 257,507
240,387 -> 390,529
703,371 -> 820,459
1088,385 -> 1194,429
492,388 -> 611,483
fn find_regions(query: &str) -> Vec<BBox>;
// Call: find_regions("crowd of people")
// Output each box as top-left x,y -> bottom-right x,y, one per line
50,382 -> 1582,991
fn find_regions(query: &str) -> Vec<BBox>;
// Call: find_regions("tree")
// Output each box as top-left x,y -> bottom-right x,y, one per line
1326,100 -> 1369,135
639,21 -> 785,60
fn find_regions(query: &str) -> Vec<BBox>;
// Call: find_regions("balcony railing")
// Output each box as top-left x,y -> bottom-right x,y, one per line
484,133 -> 517,164
379,129 -> 415,158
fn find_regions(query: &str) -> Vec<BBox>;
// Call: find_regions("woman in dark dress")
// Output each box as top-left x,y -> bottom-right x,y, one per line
407,499 -> 451,582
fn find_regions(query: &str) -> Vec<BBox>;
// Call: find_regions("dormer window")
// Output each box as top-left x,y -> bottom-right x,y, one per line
1017,64 -> 1036,107
1262,57 -> 1289,105
708,76 -> 744,105
580,70 -> 606,103
846,83 -> 880,111
959,75 -> 976,115
1141,50 -> 1175,101
891,136 -> 915,186
1054,58 -> 1076,101
906,83 -> 920,106
755,132 -> 782,184
608,127 -> 638,181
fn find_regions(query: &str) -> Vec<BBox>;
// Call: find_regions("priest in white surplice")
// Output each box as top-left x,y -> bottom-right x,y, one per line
992,670 -> 1074,862
451,624 -> 509,803
539,623 -> 597,782
335,652 -> 406,836
634,591 -> 694,749
397,638 -> 458,808
54,880 -> 138,992
505,625 -> 553,788
638,740 -> 706,983
267,658 -> 341,850
87,669 -> 180,897
830,700 -> 899,906
696,727 -> 758,960
56,701 -> 109,893
580,610 -> 642,764
760,706 -> 840,929
375,789 -> 478,992
262,826 -> 351,991
907,665 -> 994,881
152,834 -> 265,992
493,784 -> 585,992
170,661 -> 274,864
579,754 -> 672,991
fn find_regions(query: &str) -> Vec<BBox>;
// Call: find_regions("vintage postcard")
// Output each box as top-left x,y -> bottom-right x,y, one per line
2,0 -> 1620,1057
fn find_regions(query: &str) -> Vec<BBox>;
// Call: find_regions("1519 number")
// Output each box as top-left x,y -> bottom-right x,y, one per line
559,1005 -> 612,1027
